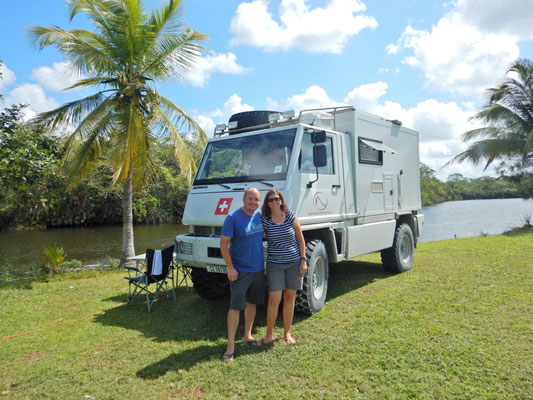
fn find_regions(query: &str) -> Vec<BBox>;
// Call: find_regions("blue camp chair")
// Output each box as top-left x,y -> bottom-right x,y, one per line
123,245 -> 176,312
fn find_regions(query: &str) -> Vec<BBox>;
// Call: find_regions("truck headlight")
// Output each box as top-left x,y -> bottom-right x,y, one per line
177,241 -> 193,255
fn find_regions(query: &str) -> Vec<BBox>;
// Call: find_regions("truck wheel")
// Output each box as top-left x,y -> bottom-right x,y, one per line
295,240 -> 329,315
381,223 -> 414,273
190,268 -> 230,299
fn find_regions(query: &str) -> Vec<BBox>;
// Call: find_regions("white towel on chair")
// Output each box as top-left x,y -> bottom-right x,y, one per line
152,250 -> 163,275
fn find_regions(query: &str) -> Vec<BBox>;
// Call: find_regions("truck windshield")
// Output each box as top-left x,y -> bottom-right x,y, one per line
194,128 -> 297,185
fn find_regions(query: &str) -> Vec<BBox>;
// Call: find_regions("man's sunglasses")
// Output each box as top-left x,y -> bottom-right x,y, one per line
268,197 -> 281,203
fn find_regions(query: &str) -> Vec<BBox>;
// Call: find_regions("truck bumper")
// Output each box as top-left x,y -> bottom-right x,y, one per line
174,234 -> 225,269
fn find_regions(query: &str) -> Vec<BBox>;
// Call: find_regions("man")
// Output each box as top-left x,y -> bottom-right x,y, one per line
220,187 -> 265,361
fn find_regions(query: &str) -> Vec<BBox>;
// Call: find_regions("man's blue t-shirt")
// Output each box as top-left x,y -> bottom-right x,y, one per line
221,208 -> 264,272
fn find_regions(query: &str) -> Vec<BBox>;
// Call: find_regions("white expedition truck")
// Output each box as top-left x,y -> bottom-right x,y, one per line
175,106 -> 424,314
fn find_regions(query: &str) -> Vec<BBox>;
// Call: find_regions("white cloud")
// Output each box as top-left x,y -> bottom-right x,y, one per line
194,94 -> 254,136
5,83 -> 59,113
378,67 -> 400,74
277,85 -> 342,111
373,97 -> 487,178
385,43 -> 399,55
230,0 -> 378,53
455,0 -> 533,39
0,63 -> 16,92
399,15 -> 518,97
31,61 -> 85,92
344,81 -> 388,110
182,52 -> 251,87
388,0 -> 525,98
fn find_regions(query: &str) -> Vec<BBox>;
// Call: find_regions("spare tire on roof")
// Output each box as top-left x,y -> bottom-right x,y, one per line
228,110 -> 279,134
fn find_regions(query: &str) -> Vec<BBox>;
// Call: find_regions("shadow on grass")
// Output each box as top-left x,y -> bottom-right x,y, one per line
0,278 -> 39,290
94,259 -> 389,375
94,288 -> 229,342
136,341 -> 270,378
326,258 -> 392,302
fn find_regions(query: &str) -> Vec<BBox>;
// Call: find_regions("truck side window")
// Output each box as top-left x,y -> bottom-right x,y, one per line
358,137 -> 383,165
299,133 -> 334,174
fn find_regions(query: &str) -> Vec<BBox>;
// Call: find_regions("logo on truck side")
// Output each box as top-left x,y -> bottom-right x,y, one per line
215,198 -> 233,215
313,192 -> 328,210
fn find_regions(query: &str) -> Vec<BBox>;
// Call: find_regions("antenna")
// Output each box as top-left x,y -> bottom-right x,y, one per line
309,101 -> 325,126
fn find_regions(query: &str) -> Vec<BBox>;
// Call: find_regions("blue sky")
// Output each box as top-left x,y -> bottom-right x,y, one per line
1,0 -> 532,179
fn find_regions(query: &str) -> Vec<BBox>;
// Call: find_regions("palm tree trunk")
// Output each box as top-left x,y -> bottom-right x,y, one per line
120,167 -> 136,266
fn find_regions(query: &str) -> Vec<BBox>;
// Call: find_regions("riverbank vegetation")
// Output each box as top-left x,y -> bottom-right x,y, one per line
1,231 -> 531,399
420,162 -> 532,206
0,102 -> 202,230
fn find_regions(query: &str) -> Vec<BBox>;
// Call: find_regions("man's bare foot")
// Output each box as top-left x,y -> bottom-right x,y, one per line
284,335 -> 296,344
261,336 -> 274,346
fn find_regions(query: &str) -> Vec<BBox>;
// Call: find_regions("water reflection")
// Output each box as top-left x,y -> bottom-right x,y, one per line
420,198 -> 532,242
0,224 -> 187,271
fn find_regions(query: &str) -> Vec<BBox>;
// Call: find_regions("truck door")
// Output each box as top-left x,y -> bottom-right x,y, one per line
297,131 -> 343,223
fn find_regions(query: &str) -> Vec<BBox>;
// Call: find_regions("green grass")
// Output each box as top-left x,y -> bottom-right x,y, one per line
1,231 -> 532,399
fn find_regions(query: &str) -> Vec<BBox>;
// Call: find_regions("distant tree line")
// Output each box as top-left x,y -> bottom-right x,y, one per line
420,163 -> 532,207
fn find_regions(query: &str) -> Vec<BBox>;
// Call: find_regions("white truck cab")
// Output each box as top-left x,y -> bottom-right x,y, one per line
175,106 -> 424,314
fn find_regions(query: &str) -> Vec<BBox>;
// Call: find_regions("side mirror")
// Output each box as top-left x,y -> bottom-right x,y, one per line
307,144 -> 327,188
313,145 -> 327,167
311,130 -> 326,144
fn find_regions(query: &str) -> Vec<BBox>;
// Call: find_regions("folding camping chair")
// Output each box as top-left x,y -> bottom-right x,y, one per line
123,245 -> 176,312
174,239 -> 192,290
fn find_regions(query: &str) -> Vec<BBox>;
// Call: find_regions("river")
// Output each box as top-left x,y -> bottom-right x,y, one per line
0,198 -> 531,272
419,198 -> 532,242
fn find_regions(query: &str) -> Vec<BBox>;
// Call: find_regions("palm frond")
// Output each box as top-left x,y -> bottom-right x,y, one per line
157,93 -> 207,145
64,111 -> 115,184
152,106 -> 197,182
30,92 -> 107,131
142,28 -> 208,80
446,139 -> 528,170
149,0 -> 183,36
450,59 -> 533,170
27,25 -> 119,75
64,78 -> 116,91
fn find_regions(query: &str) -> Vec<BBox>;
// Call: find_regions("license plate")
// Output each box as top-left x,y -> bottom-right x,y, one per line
206,265 -> 228,274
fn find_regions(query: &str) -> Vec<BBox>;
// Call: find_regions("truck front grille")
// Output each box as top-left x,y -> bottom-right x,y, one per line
193,226 -> 222,237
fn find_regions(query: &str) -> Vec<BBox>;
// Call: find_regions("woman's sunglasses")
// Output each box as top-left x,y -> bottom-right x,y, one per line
268,197 -> 281,203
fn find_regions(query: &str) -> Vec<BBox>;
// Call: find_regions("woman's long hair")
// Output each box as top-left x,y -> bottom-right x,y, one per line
261,189 -> 288,219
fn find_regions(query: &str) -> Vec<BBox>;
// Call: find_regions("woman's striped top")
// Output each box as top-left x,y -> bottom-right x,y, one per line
261,209 -> 301,263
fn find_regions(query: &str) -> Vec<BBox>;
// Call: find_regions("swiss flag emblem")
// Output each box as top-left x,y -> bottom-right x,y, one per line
215,198 -> 233,215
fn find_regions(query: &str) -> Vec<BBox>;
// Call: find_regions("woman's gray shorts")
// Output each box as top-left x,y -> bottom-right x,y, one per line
266,260 -> 303,291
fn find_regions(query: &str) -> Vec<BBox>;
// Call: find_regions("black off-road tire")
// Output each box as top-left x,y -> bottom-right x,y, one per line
190,267 -> 230,299
381,223 -> 415,273
295,240 -> 329,315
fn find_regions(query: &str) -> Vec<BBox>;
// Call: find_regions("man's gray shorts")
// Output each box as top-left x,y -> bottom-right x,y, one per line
266,260 -> 303,291
229,269 -> 266,310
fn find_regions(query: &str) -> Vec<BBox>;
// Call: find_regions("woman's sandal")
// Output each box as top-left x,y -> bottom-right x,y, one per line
222,352 -> 235,361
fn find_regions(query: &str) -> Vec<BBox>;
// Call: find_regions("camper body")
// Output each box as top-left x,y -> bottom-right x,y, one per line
175,107 -> 424,314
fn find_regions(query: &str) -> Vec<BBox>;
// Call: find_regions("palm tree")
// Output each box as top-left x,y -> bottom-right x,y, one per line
447,59 -> 533,170
29,0 -> 208,265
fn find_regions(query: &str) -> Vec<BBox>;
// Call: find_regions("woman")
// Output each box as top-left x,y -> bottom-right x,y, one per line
261,189 -> 307,345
